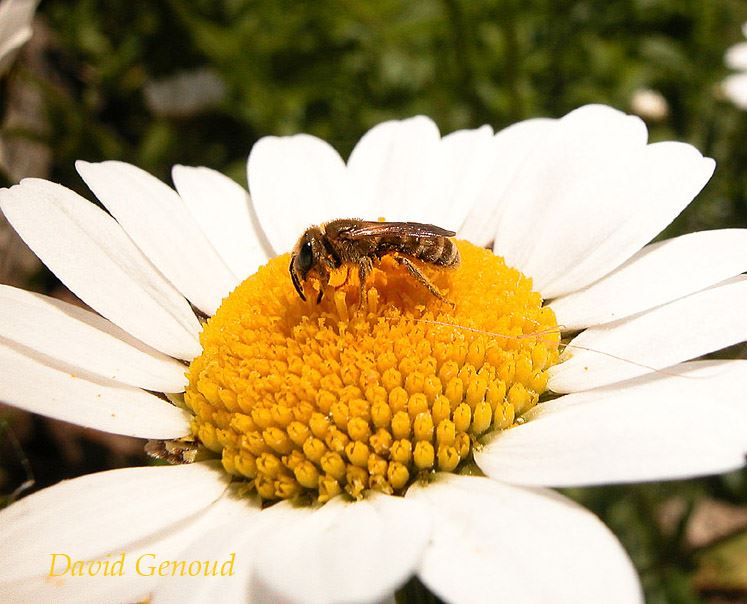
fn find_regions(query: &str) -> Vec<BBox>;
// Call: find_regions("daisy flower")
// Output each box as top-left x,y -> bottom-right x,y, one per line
0,0 -> 39,76
723,22 -> 747,109
1,104 -> 746,604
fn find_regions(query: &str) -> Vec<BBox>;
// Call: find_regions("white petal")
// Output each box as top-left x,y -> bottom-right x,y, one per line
492,105 -> 715,298
76,160 -> 236,315
549,276 -> 747,392
551,229 -> 747,330
347,116 -> 441,223
1,485 -> 253,604
477,360 -> 747,486
493,105 -> 645,265
0,340 -> 191,438
0,179 -> 201,360
253,492 -> 432,604
0,462 -> 229,582
540,142 -> 714,298
0,285 -> 187,392
152,487 -> 263,604
459,117 -> 555,246
248,134 -> 350,254
172,165 -> 272,281
409,474 -> 641,604
425,125 -> 495,230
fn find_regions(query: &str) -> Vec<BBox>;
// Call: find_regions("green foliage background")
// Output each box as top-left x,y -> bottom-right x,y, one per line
3,1 -> 747,602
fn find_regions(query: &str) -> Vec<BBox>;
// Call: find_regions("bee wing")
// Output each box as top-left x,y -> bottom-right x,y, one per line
338,221 -> 456,240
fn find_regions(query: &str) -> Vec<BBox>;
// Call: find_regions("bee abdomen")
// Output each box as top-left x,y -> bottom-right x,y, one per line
414,237 -> 460,268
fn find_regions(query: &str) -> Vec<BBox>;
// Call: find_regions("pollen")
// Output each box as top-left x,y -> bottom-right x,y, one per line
185,241 -> 560,502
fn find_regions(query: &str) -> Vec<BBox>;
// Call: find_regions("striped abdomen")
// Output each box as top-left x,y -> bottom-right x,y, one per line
380,235 -> 460,268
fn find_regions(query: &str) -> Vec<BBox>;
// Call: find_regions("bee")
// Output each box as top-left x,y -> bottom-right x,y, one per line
289,218 -> 461,305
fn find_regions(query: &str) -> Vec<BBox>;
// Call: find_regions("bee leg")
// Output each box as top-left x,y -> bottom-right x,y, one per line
358,257 -> 374,308
315,264 -> 333,304
394,256 -> 455,308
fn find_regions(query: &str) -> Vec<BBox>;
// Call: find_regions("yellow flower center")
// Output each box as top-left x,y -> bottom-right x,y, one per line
185,241 -> 560,502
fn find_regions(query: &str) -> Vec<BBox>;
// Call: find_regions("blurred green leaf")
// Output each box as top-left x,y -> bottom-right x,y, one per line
694,531 -> 747,593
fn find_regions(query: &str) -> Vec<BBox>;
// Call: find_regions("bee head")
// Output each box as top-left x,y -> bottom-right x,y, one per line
289,226 -> 323,302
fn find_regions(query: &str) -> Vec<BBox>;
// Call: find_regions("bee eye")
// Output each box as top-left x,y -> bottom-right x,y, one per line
297,241 -> 313,274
